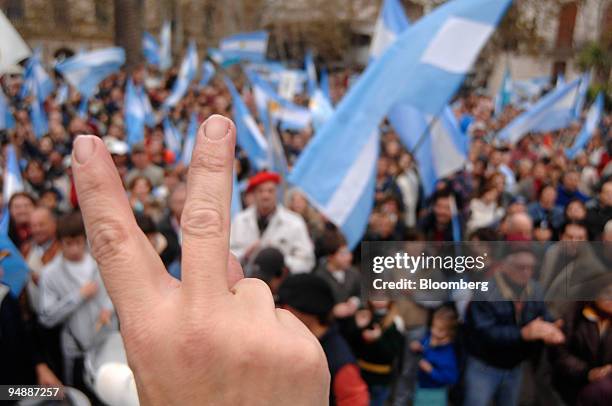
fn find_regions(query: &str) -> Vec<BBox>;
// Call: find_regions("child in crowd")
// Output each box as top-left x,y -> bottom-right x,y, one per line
38,212 -> 117,390
411,306 -> 459,406
346,300 -> 404,406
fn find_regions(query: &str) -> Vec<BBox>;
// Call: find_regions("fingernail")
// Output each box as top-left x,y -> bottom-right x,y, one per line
73,136 -> 96,164
204,115 -> 230,140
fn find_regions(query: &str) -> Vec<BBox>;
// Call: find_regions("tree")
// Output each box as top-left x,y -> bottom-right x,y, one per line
114,0 -> 144,71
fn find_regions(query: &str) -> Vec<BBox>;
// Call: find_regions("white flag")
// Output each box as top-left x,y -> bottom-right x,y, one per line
0,10 -> 30,73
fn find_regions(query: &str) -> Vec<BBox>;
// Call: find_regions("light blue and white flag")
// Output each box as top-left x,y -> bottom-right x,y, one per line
450,194 -> 462,242
231,170 -> 242,219
30,84 -> 48,138
55,83 -> 69,105
0,9 -> 31,73
0,87 -> 15,130
0,145 -> 29,296
304,50 -> 317,96
199,61 -> 215,87
396,106 -> 468,196
163,41 -> 198,109
566,92 -> 604,159
224,76 -> 269,170
497,77 -> 582,144
320,69 -> 331,101
369,0 -> 411,59
163,117 -> 182,158
55,47 -> 125,98
309,88 -> 334,131
159,21 -> 172,71
20,50 -> 54,102
245,61 -> 286,88
181,112 -> 198,166
574,72 -> 591,118
125,78 -> 153,146
220,31 -> 268,62
494,65 -> 512,116
512,76 -> 549,101
247,69 -> 311,131
142,31 -> 160,66
556,73 -> 565,88
2,144 -> 23,206
290,0 -> 510,247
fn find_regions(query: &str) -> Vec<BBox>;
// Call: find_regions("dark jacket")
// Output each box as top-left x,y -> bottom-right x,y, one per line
464,274 -> 552,370
550,303 -> 612,405
585,203 -> 612,239
313,261 -> 361,304
157,214 -> 180,268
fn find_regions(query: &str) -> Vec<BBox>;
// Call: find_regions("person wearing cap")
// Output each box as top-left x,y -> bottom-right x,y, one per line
125,142 -> 164,187
249,247 -> 287,298
279,274 -> 369,406
230,171 -> 315,274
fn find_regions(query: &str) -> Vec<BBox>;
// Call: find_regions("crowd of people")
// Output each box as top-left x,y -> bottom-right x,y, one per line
0,56 -> 611,406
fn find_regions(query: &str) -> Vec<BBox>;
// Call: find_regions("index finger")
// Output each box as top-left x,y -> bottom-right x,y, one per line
72,136 -> 171,323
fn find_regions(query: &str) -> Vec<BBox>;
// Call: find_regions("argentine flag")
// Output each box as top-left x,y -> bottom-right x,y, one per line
55,47 -> 125,98
373,0 -> 469,197
497,76 -> 582,144
369,0 -> 410,60
2,144 -> 23,206
143,32 -> 161,66
220,31 -> 268,62
224,77 -> 269,170
0,87 -> 15,130
125,79 -> 154,146
304,50 -> 317,96
163,117 -> 182,158
199,61 -> 216,87
163,41 -> 198,109
159,21 -> 172,71
494,66 -> 512,116
29,84 -> 48,138
566,92 -> 604,159
290,0 -> 510,248
20,50 -> 54,102
0,10 -> 31,73
574,72 -> 591,118
181,113 -> 198,166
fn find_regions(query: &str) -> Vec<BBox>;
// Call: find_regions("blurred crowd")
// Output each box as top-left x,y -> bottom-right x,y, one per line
0,61 -> 611,406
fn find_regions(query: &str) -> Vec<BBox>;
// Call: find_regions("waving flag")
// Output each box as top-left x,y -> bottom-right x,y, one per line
3,145 -> 23,206
512,76 -> 549,101
0,10 -> 31,73
220,31 -> 268,62
199,61 -> 216,87
369,0 -> 410,59
143,32 -> 160,66
247,69 -> 311,131
290,0 -> 510,247
372,0 -> 468,196
55,83 -> 69,105
163,117 -> 182,158
0,87 -> 14,131
494,66 -> 512,116
397,106 -> 468,196
574,72 -> 591,118
159,21 -> 172,71
29,83 -> 48,138
497,77 -> 582,144
224,77 -> 269,170
20,50 -> 54,102
125,79 -> 154,146
55,47 -> 125,98
304,50 -> 317,96
320,69 -> 331,101
0,233 -> 30,297
566,92 -> 604,159
309,89 -> 334,130
163,41 -> 198,109
181,113 -> 198,166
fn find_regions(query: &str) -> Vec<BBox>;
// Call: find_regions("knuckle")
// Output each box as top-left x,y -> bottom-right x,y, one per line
181,205 -> 225,239
87,219 -> 131,266
190,145 -> 230,175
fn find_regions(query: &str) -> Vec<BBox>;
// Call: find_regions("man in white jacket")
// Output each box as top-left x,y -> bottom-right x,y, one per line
230,171 -> 315,274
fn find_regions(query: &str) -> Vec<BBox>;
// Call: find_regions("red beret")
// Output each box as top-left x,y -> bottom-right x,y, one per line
247,171 -> 281,193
